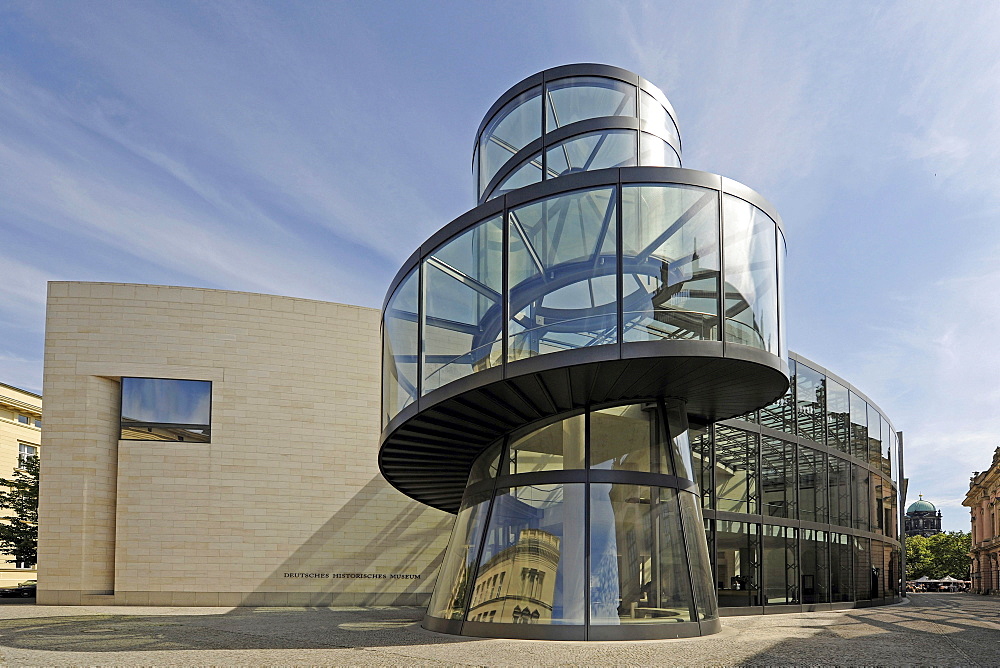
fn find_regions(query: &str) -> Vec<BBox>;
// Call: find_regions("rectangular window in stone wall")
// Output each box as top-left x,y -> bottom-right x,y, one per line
120,377 -> 212,442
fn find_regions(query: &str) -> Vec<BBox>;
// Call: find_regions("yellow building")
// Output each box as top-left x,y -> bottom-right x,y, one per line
0,381 -> 41,587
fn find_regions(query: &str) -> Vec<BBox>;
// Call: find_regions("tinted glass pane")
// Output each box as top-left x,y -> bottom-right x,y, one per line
723,195 -> 778,352
422,216 -> 503,394
508,187 -> 618,360
639,133 -> 680,167
762,525 -> 798,605
761,437 -> 796,519
621,184 -> 720,342
488,155 -> 542,201
690,424 -> 713,509
546,77 -> 636,132
480,88 -> 541,197
830,532 -> 853,602
777,228 -> 787,359
715,521 -> 760,607
714,425 -> 757,514
546,130 -> 636,178
760,359 -> 794,433
881,416 -> 893,478
427,491 -> 491,620
639,91 -> 679,145
798,446 -> 828,524
472,484 -> 585,625
590,485 -> 697,623
850,392 -> 868,461
678,491 -> 718,621
867,404 -> 882,470
826,378 -> 850,454
829,456 -> 853,528
853,536 -> 871,600
853,464 -> 870,532
382,269 -> 418,425
590,404 -> 671,474
506,415 -> 585,473
795,364 -> 825,443
120,378 -> 211,442
800,529 -> 830,604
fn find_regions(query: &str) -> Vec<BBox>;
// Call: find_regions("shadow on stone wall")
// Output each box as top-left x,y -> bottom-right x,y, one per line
239,474 -> 454,606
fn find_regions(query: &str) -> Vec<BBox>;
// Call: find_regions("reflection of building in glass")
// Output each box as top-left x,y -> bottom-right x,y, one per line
904,495 -> 942,537
468,528 -> 560,624
965,449 -> 1000,595
380,64 -> 904,641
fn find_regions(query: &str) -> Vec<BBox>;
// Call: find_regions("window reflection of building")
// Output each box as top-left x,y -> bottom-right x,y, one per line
467,528 -> 560,624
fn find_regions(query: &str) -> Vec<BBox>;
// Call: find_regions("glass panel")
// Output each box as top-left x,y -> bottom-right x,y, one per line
800,529 -> 830,604
678,490 -> 718,621
762,525 -> 798,605
621,184 -> 720,342
639,91 -> 679,145
853,536 -> 872,601
852,464 -> 870,532
471,484 -> 585,625
508,187 -> 618,360
480,87 -> 542,198
849,392 -> 868,461
795,364 -> 825,443
590,404 -> 670,475
829,455 -> 853,528
639,133 -> 680,167
760,359 -> 795,433
830,532 -> 853,602
761,437 -> 796,519
422,216 -> 503,394
881,416 -> 893,478
545,130 -> 636,178
468,441 -> 503,486
690,424 -> 713,509
427,490 -> 491,620
382,269 -> 418,426
488,154 -> 542,201
506,415 -> 585,473
546,77 -> 636,132
826,378 -> 850,454
590,485 -> 697,624
867,404 -> 882,470
723,195 -> 778,352
664,400 -> 695,482
714,425 -> 757,514
715,521 -> 761,607
777,228 -> 787,360
120,378 -> 211,442
798,446 -> 828,524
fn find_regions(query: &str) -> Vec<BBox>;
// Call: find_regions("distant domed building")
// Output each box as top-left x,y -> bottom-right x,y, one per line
904,495 -> 942,537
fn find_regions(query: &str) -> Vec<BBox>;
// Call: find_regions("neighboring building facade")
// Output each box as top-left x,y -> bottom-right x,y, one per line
38,283 -> 451,606
904,495 -> 942,537
0,382 -> 40,586
965,447 -> 1000,595
379,64 -> 902,641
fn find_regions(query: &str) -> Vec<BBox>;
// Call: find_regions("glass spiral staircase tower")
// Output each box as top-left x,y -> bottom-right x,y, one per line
380,64 -> 790,640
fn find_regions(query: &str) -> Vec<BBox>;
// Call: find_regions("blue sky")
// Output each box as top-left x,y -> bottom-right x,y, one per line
2,1 -> 998,530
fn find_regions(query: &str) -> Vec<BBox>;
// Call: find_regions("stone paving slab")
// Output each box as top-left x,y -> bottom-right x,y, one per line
0,594 -> 996,666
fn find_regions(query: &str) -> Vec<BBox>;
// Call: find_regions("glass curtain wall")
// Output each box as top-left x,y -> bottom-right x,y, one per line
429,402 -> 718,634
714,426 -> 757,514
722,195 -> 779,353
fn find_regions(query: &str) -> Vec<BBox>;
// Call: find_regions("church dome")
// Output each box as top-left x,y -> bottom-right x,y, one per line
907,495 -> 936,514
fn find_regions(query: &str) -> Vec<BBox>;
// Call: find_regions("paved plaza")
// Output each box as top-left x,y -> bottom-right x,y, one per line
0,594 -> 997,666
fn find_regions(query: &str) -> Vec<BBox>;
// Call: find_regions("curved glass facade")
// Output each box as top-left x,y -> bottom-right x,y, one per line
381,64 -> 901,641
703,354 -> 901,612
425,401 -> 719,639
382,175 -> 786,427
476,70 -> 682,204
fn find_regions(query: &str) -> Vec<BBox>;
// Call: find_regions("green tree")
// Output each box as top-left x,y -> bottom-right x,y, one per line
906,531 -> 971,580
0,455 -> 39,568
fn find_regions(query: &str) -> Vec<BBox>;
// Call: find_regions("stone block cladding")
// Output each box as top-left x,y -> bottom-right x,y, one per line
38,282 -> 451,606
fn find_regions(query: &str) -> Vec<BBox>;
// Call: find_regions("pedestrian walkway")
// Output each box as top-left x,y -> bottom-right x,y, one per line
0,593 -> 997,666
